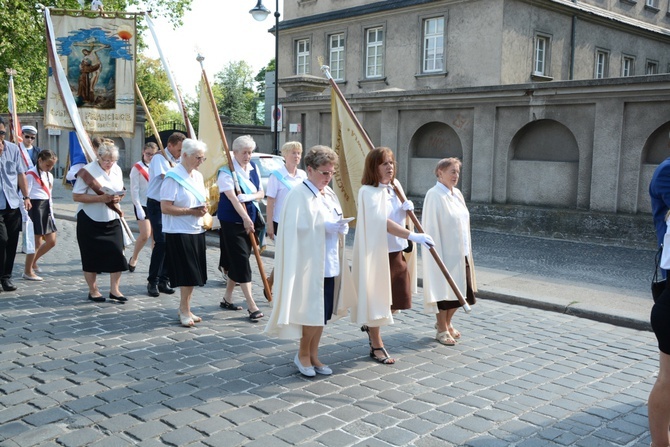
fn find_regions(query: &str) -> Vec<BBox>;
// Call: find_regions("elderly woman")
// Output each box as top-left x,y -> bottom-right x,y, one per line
72,141 -> 128,302
216,135 -> 264,320
422,158 -> 477,346
352,147 -> 434,364
128,142 -> 158,272
265,145 -> 354,377
265,141 -> 307,291
160,139 -> 208,328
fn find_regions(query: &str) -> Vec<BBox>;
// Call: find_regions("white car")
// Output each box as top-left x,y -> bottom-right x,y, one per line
251,153 -> 285,213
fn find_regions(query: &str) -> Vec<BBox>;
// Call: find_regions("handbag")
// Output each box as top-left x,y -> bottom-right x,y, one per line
652,245 -> 666,301
21,219 -> 36,254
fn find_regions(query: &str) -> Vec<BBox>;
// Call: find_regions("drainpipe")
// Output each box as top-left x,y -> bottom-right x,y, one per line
570,15 -> 576,80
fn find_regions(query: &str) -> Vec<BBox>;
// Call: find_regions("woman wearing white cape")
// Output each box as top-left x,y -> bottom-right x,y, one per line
352,147 -> 434,364
422,157 -> 477,346
265,146 -> 355,377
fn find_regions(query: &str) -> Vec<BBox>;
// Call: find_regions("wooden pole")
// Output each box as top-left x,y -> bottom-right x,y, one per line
197,55 -> 272,302
135,84 -> 166,155
321,63 -> 470,313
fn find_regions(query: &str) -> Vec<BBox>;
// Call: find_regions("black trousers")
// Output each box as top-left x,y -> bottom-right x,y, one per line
146,198 -> 169,285
0,207 -> 22,280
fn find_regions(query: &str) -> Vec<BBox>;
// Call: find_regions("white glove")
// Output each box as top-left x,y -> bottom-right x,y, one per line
325,221 -> 349,235
408,232 -> 435,249
237,193 -> 254,203
401,200 -> 414,211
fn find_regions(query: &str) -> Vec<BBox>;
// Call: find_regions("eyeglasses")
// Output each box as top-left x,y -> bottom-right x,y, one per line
23,135 -> 36,140
99,158 -> 115,164
195,156 -> 207,162
316,169 -> 336,177
0,131 -> 6,136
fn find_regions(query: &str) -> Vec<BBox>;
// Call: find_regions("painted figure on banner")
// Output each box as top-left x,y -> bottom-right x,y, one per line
72,41 -> 112,106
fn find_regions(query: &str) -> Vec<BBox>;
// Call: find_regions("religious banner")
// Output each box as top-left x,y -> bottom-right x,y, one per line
44,11 -> 136,136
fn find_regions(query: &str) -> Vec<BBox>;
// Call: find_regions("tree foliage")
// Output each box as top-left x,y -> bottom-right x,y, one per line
136,54 -> 174,123
0,0 -> 192,113
214,60 -> 261,126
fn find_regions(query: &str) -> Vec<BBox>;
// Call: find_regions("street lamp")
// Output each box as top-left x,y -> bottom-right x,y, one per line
250,0 -> 280,155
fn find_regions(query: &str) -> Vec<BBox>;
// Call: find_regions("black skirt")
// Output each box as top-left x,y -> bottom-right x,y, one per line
28,199 -> 57,235
220,221 -> 253,283
165,232 -> 207,287
76,210 -> 128,273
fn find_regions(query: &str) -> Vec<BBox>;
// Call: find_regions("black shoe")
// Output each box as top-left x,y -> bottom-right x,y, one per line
88,293 -> 105,302
158,282 -> 175,294
147,283 -> 159,297
1,279 -> 17,291
109,293 -> 128,303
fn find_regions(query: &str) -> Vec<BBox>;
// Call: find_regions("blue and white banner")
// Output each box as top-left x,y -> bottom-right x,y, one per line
45,9 -> 136,137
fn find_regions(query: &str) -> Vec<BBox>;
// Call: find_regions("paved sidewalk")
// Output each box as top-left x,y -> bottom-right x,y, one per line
0,180 -> 660,446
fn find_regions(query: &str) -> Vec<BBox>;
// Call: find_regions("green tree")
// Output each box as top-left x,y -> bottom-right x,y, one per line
254,58 -> 274,124
215,60 -> 260,125
136,54 -> 174,124
0,0 -> 192,112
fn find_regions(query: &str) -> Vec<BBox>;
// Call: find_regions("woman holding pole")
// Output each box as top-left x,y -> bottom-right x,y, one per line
352,147 -> 434,364
216,135 -> 265,320
422,158 -> 477,346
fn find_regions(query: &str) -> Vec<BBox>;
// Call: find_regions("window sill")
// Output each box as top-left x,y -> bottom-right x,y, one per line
415,71 -> 448,79
645,4 -> 660,12
357,77 -> 388,87
531,73 -> 553,81
620,0 -> 637,4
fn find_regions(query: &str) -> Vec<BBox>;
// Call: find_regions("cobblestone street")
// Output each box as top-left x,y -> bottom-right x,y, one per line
0,218 -> 659,447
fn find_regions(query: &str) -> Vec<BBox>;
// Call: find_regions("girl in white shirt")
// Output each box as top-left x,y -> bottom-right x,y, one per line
128,143 -> 158,272
23,149 -> 58,281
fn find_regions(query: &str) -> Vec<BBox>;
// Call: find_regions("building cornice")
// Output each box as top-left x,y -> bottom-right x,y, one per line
276,0 -> 444,31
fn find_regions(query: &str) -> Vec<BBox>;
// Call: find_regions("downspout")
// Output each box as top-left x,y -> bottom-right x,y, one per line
570,14 -> 576,80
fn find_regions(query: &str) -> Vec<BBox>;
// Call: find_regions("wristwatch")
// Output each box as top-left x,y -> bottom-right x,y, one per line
23,197 -> 30,201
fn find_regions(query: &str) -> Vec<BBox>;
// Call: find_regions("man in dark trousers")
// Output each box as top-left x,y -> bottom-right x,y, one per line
0,116 -> 32,291
146,132 -> 185,297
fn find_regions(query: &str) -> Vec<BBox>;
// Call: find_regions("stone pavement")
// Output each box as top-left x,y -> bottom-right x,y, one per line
0,180 -> 660,446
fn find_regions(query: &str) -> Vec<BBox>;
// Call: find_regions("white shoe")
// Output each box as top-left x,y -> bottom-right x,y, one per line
294,354 -> 316,377
314,365 -> 333,375
22,273 -> 43,281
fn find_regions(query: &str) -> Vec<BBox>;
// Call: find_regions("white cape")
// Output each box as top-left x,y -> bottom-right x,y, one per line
265,183 -> 355,339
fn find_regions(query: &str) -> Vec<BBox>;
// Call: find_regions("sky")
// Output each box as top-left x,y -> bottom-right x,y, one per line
143,0 -> 284,98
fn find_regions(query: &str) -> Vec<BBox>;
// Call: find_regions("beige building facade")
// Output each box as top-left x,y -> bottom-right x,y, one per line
271,0 -> 670,244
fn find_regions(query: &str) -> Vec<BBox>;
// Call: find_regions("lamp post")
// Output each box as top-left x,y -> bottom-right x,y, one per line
250,0 -> 280,155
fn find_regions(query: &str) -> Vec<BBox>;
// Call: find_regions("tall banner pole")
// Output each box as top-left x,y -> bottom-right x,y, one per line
134,83 -> 166,155
321,64 -> 470,313
197,55 -> 272,302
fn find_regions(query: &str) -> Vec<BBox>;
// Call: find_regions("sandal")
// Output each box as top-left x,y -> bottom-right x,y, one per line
448,326 -> 461,339
248,309 -> 264,320
178,312 -> 194,328
220,299 -> 243,310
190,313 -> 202,323
436,330 -> 456,346
370,346 -> 395,364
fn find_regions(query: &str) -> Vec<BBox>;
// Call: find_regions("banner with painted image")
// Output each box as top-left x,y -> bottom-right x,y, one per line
45,12 -> 136,136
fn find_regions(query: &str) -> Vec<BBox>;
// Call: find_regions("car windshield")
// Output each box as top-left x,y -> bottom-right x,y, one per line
255,156 -> 285,177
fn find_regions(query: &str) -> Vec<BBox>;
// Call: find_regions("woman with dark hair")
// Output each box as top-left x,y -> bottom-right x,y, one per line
352,147 -> 434,364
72,141 -> 129,302
23,149 -> 58,281
422,158 -> 477,346
128,142 -> 158,272
265,145 -> 354,376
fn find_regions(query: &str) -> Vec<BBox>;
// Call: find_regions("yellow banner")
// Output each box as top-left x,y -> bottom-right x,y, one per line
197,74 -> 229,213
331,90 -> 371,221
45,12 -> 136,136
